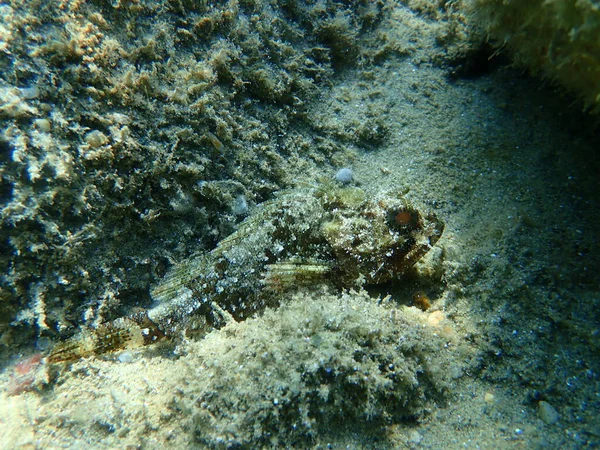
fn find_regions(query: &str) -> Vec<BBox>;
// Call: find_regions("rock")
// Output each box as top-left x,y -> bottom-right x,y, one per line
538,401 -> 559,424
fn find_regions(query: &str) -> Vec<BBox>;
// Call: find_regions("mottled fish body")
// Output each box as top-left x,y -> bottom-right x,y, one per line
46,185 -> 444,363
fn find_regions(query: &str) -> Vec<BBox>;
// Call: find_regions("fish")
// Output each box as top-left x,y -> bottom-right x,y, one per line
44,184 -> 444,364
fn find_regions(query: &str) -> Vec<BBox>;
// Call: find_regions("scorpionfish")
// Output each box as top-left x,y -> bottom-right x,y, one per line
45,184 -> 444,364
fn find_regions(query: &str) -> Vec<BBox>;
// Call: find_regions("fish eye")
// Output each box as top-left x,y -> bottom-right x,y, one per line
388,207 -> 419,231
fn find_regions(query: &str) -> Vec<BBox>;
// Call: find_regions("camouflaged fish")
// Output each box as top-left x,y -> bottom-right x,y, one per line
46,184 -> 444,364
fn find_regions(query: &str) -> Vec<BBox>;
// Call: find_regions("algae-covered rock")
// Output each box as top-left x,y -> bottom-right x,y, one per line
183,290 -> 459,448
0,0 -> 390,353
468,0 -> 600,113
0,289 -> 468,448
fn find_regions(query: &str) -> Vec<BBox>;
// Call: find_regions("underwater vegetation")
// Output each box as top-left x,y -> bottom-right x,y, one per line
468,0 -> 600,112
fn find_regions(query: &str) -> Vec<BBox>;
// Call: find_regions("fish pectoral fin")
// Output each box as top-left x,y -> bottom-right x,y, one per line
262,258 -> 330,292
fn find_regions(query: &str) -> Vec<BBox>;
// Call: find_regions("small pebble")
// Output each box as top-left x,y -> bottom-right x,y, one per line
427,310 -> 445,327
35,336 -> 51,351
118,351 -> 134,363
34,118 -> 51,132
335,167 -> 353,184
85,130 -> 108,147
538,400 -> 560,424
233,195 -> 248,216
408,430 -> 422,444
20,86 -> 39,99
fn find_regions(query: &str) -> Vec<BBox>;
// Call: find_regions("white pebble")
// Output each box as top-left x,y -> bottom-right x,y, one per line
233,194 -> 248,216
35,336 -> 51,351
538,400 -> 559,424
335,167 -> 353,184
118,351 -> 134,363
20,86 -> 39,99
85,130 -> 108,147
34,118 -> 51,132
408,430 -> 422,444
